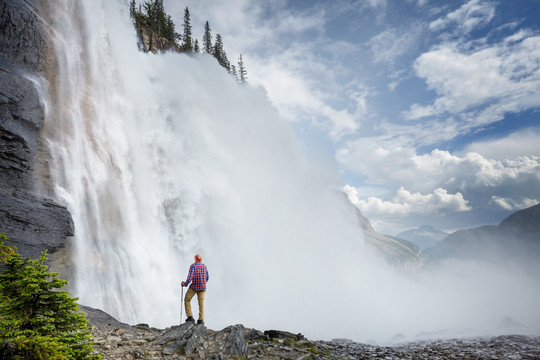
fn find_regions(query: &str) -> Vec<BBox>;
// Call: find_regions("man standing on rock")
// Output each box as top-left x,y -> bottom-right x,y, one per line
182,254 -> 209,325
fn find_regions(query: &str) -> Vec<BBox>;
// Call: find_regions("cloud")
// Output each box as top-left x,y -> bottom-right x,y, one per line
167,0 -> 365,141
405,30 -> 540,129
339,137 -> 540,233
337,138 -> 540,202
254,54 -> 362,139
489,196 -> 539,211
344,184 -> 471,217
368,25 -> 421,64
428,0 -> 495,35
462,127 -> 540,160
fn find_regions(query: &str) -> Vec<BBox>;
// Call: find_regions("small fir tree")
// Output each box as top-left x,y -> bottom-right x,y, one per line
202,21 -> 212,53
0,233 -> 99,360
193,39 -> 200,52
182,6 -> 193,52
129,0 -> 136,18
213,34 -> 230,70
238,54 -> 247,83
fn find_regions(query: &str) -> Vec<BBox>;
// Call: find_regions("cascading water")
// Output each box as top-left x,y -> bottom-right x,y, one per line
39,0 -> 370,336
36,0 -> 540,342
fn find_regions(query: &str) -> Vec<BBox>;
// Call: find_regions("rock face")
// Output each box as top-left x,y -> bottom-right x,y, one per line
0,188 -> 73,257
83,306 -> 540,359
135,22 -> 180,53
0,0 -> 50,72
352,203 -> 423,269
424,203 -> 540,264
0,0 -> 73,259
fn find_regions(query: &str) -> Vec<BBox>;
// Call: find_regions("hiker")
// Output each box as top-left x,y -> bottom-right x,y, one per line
181,254 -> 209,325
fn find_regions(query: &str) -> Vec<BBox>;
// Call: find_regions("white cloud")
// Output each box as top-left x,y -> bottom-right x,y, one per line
338,139 -> 540,196
358,0 -> 387,10
340,138 -> 540,233
254,56 -> 362,139
344,184 -> 471,217
462,127 -> 540,161
167,0 -> 364,141
490,196 -> 539,211
405,31 -> 540,128
368,25 -> 421,64
428,0 -> 495,34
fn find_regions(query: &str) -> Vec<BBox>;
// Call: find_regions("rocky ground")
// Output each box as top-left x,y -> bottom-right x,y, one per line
83,307 -> 540,360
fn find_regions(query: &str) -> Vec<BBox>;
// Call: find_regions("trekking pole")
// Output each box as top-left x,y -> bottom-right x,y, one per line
180,284 -> 184,324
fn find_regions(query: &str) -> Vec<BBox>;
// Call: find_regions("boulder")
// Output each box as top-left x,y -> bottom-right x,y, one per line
81,305 -> 131,332
156,322 -> 207,355
264,329 -> 305,340
223,324 -> 250,356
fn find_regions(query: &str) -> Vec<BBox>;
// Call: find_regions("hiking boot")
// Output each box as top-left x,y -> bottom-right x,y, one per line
197,320 -> 204,325
185,316 -> 195,323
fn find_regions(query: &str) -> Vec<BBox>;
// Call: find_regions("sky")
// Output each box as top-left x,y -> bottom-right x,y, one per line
163,0 -> 540,236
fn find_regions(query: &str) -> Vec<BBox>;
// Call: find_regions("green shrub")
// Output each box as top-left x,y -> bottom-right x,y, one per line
0,233 -> 100,360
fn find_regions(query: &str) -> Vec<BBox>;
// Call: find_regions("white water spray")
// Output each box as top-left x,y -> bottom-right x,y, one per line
37,0 -> 540,342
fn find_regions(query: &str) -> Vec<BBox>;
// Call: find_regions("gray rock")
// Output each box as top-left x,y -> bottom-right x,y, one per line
264,329 -> 305,340
0,0 -> 51,72
155,322 -> 207,355
0,0 -> 73,261
81,305 -> 131,331
224,324 -> 250,356
155,322 -> 196,345
184,325 -> 206,354
0,65 -> 43,189
0,188 -> 73,259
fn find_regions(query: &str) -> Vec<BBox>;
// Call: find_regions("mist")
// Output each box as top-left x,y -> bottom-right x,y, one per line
35,0 -> 540,343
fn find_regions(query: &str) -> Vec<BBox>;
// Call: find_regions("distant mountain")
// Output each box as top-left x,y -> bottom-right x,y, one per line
348,202 -> 423,269
423,203 -> 540,263
396,225 -> 448,250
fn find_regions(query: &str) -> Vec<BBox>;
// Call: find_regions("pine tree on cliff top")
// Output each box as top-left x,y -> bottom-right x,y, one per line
202,21 -> 212,53
0,233 -> 99,360
182,6 -> 193,52
213,33 -> 230,70
238,54 -> 247,83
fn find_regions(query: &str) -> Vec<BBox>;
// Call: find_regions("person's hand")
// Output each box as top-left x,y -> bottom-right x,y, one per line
181,281 -> 185,287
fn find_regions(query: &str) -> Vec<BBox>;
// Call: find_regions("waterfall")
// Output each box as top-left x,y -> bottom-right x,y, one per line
39,0 -> 370,338
36,0 -> 540,342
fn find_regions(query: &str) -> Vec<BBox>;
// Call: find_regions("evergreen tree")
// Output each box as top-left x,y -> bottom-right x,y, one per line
155,0 -> 165,34
230,64 -> 238,79
213,34 -> 230,70
202,21 -> 212,54
130,0 -> 136,18
213,34 -> 223,62
0,233 -> 99,360
163,14 -> 177,44
142,1 -> 157,32
182,6 -> 193,52
238,53 -> 247,83
193,39 -> 200,52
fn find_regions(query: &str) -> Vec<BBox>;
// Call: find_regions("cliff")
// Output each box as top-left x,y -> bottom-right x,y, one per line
0,0 -> 73,259
135,22 -> 181,53
350,200 -> 423,269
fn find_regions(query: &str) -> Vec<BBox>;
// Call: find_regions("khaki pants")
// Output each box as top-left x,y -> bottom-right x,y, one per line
184,288 -> 206,321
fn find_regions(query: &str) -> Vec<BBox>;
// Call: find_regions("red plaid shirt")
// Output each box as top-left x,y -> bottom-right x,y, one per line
184,262 -> 209,291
